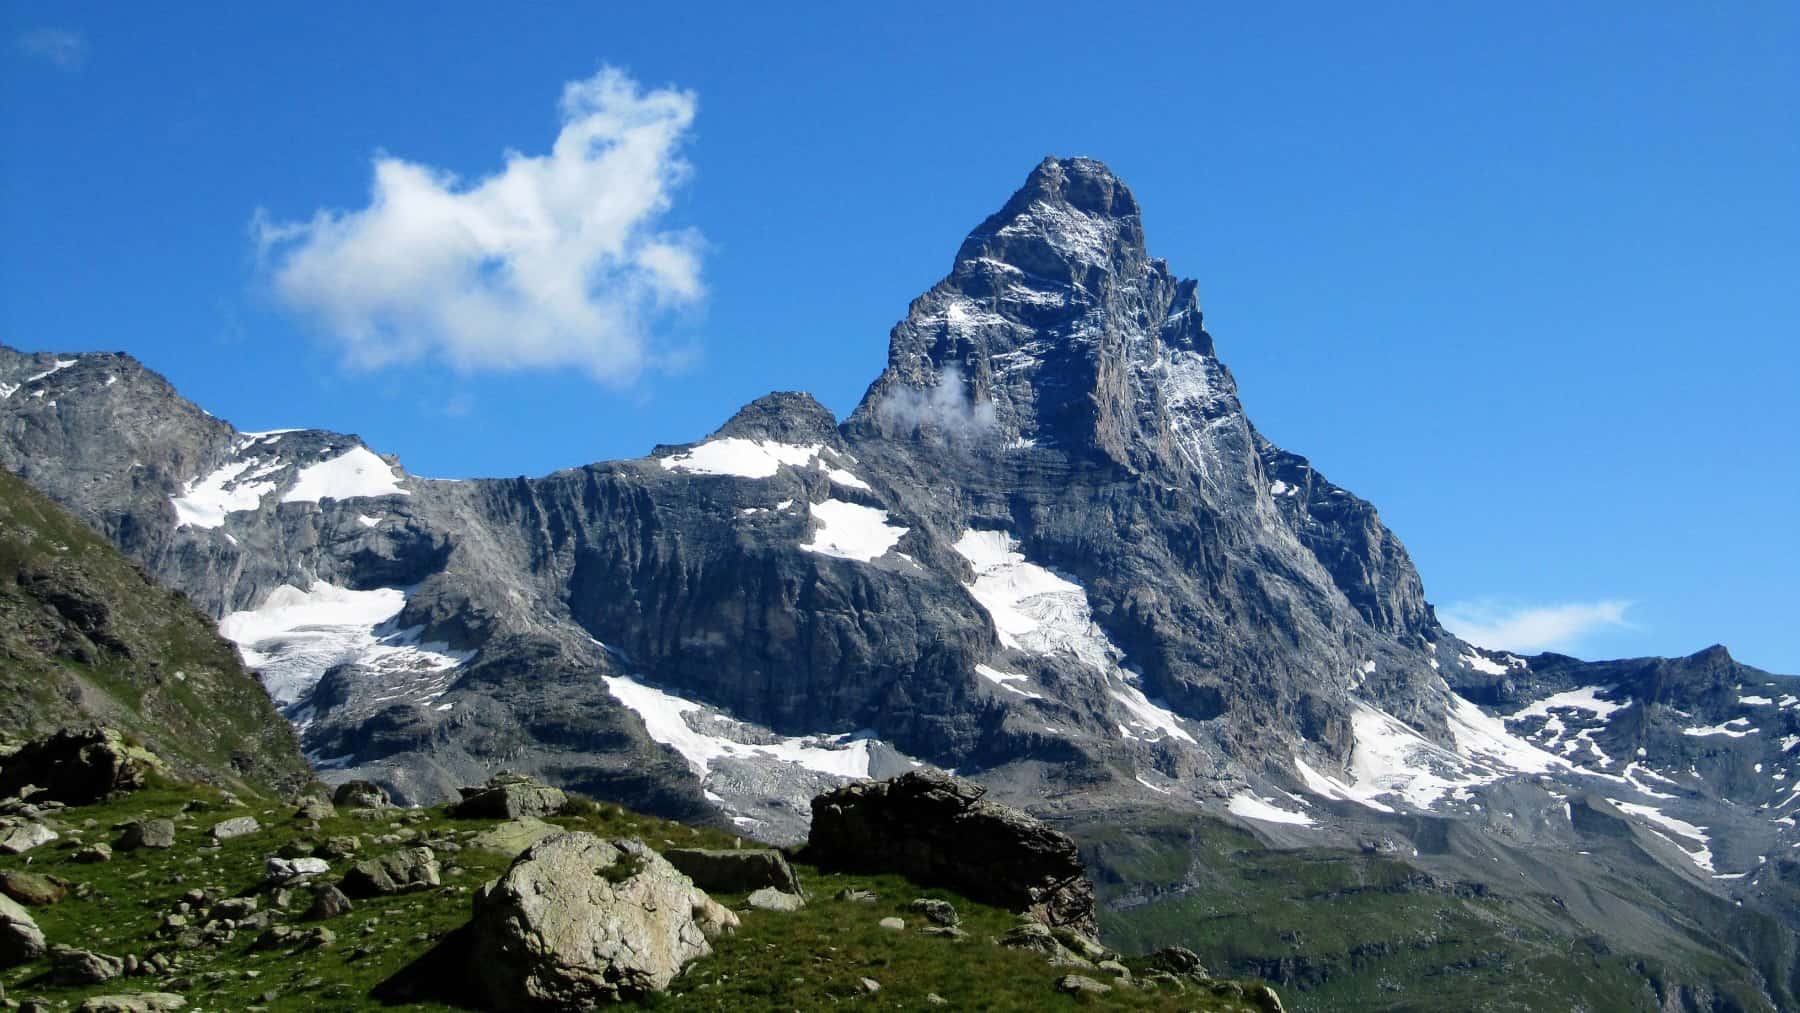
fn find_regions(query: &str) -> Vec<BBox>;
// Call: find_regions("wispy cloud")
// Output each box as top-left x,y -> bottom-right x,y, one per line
254,66 -> 703,384
19,28 -> 87,71
1438,598 -> 1634,654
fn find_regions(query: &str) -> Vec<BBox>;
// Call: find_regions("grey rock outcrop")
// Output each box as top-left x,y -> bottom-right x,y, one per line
469,832 -> 722,1009
332,781 -> 390,810
116,818 -> 174,851
0,892 -> 45,966
209,816 -> 259,841
74,995 -> 188,1013
340,846 -> 439,897
449,772 -> 566,820
50,945 -> 125,985
806,771 -> 1097,935
0,728 -> 153,805
662,847 -> 803,897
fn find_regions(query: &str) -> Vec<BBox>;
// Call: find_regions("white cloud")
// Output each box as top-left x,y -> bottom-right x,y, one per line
875,366 -> 999,440
255,67 -> 703,384
1438,598 -> 1634,654
20,28 -> 86,70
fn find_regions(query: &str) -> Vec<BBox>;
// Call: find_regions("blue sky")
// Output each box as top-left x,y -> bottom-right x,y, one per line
3,4 -> 1795,672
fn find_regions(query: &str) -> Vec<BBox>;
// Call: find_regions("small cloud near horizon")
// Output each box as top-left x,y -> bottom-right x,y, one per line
1438,598 -> 1634,655
19,28 -> 87,71
254,66 -> 704,385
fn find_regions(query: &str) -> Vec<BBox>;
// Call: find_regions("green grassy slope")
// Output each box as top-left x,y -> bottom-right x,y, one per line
0,467 -> 309,796
0,783 -> 1283,1011
1081,809 -> 1769,1012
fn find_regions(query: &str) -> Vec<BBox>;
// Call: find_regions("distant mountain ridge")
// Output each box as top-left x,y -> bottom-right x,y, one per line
5,157 -> 1798,1008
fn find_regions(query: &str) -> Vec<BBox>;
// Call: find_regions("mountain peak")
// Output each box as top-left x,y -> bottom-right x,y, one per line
953,156 -> 1146,278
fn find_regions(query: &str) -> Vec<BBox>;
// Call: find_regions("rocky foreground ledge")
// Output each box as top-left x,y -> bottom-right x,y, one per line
0,727 -> 1283,1011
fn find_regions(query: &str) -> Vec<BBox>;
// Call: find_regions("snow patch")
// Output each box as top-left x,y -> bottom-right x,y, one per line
171,458 -> 279,529
1228,793 -> 1315,826
660,438 -> 822,479
1684,719 -> 1757,739
601,674 -> 875,780
283,447 -> 409,503
1610,799 -> 1715,873
953,529 -> 1194,743
799,500 -> 907,562
975,664 -> 1042,700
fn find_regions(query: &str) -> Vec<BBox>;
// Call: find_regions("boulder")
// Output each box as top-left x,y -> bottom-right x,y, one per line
689,889 -> 739,940
663,847 -> 804,897
75,994 -> 188,1012
331,780 -> 390,810
804,771 -> 1097,934
74,842 -> 113,863
0,821 -> 57,854
469,832 -> 717,1008
467,817 -> 562,857
210,816 -> 260,841
0,728 -> 157,805
878,916 -> 905,931
0,893 -> 45,966
50,945 -> 125,985
0,871 -> 66,906
450,772 -> 566,821
304,885 -> 354,921
340,846 -> 439,897
265,857 -> 331,882
116,818 -> 175,851
746,887 -> 804,912
1000,922 -> 1093,969
293,796 -> 336,821
904,898 -> 958,926
1055,974 -> 1113,995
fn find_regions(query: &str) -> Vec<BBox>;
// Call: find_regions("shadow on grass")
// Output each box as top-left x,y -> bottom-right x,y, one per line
371,922 -> 483,1009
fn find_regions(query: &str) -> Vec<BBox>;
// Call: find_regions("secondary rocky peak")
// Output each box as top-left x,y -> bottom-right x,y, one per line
705,391 -> 840,445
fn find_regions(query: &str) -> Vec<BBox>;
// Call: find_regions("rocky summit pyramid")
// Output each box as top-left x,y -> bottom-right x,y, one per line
5,158 -> 1798,1007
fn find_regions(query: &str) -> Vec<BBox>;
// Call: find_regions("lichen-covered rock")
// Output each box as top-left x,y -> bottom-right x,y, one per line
663,847 -> 804,897
0,870 -> 66,906
470,832 -> 716,1009
340,846 -> 438,897
805,771 -> 1097,935
74,994 -> 188,1013
467,817 -> 561,857
210,816 -> 259,841
450,772 -> 566,820
747,887 -> 804,912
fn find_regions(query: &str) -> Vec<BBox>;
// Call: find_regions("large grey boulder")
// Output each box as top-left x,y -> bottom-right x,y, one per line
116,818 -> 175,851
663,847 -> 804,897
805,771 -> 1097,935
0,892 -> 46,966
450,772 -> 566,821
51,944 -> 126,985
331,780 -> 390,810
340,846 -> 439,897
0,820 -> 57,855
469,832 -> 725,1009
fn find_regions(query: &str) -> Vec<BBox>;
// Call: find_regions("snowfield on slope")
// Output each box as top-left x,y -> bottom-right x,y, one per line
219,581 -> 467,706
953,529 -> 1194,743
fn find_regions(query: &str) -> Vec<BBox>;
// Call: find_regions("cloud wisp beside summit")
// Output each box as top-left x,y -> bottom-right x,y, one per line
1438,598 -> 1634,655
254,67 -> 703,384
